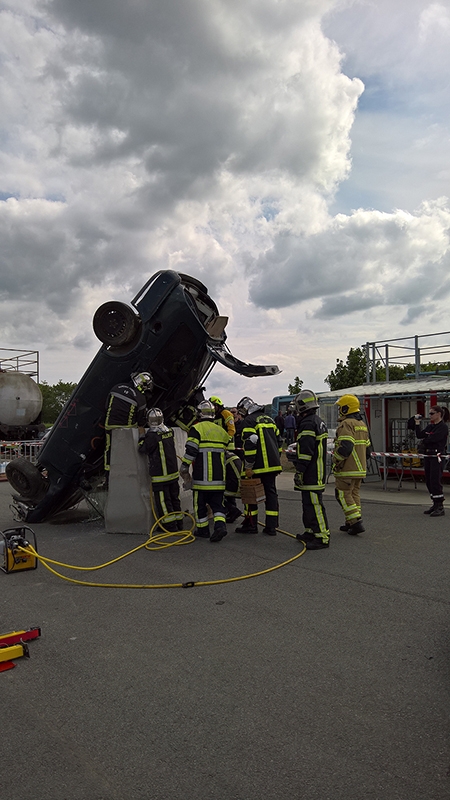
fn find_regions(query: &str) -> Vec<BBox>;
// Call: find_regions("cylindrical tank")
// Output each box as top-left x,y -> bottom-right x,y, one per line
0,371 -> 42,426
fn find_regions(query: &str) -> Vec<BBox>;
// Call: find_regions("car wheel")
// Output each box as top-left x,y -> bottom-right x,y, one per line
6,458 -> 47,500
93,302 -> 141,346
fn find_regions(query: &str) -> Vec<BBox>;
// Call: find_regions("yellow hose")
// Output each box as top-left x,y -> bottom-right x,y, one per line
16,484 -> 307,588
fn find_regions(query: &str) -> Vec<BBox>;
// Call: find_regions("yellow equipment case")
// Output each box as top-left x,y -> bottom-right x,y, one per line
0,526 -> 38,573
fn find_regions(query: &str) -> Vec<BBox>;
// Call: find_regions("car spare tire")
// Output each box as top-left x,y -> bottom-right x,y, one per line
6,458 -> 48,500
93,302 -> 141,346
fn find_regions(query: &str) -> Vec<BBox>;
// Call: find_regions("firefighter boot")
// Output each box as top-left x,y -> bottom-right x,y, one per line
296,531 -> 329,550
347,519 -> 365,535
210,524 -> 228,543
194,527 -> 211,538
235,516 -> 258,534
429,501 -> 445,517
225,506 -> 242,524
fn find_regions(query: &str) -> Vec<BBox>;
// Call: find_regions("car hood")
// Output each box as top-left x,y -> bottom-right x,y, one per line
206,342 -> 281,377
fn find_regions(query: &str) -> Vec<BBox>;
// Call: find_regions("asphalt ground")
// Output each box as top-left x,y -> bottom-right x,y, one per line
1,475 -> 449,800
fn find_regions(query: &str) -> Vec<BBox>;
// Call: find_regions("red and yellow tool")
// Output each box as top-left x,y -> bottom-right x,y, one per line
0,627 -> 41,672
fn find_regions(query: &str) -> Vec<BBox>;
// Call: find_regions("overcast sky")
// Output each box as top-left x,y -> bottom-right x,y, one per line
1,0 -> 449,406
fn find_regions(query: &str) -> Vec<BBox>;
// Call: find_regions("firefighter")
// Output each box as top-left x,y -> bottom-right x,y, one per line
293,390 -> 330,550
179,400 -> 231,542
235,397 -> 282,535
224,450 -> 243,524
138,408 -> 183,532
209,396 -> 236,439
174,386 -> 206,431
332,394 -> 371,535
104,372 -> 153,473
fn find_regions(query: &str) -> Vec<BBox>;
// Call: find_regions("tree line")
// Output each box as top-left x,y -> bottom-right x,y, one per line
40,346 -> 449,425
287,347 -> 450,395
39,380 -> 78,425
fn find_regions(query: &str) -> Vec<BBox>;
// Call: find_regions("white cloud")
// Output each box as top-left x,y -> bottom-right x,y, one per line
0,0 -> 449,401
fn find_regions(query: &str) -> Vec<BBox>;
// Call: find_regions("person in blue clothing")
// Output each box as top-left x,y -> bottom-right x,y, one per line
284,408 -> 296,444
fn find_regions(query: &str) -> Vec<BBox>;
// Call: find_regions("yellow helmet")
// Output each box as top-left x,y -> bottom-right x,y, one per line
335,394 -> 360,415
209,396 -> 223,406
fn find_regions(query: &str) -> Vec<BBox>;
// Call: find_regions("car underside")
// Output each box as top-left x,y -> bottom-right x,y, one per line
7,270 -> 280,523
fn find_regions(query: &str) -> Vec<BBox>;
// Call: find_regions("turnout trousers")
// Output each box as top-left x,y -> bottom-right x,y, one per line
334,476 -> 362,523
152,480 -> 183,531
424,456 -> 445,502
193,490 -> 227,535
300,490 -> 330,543
245,472 -> 279,531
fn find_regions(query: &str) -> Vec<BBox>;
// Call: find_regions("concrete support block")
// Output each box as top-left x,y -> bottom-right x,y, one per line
104,426 -> 193,534
104,428 -> 153,534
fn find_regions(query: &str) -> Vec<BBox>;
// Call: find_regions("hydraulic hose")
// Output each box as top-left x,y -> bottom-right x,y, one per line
16,482 -> 307,588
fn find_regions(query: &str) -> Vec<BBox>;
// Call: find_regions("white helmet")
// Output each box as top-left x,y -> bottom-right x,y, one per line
131,371 -> 153,392
147,408 -> 164,429
236,396 -> 262,416
197,400 -> 215,420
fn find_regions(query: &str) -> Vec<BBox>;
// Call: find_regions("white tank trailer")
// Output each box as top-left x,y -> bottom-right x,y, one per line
0,371 -> 43,439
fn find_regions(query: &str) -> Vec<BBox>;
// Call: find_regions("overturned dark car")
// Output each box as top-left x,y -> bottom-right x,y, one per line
7,271 -> 280,522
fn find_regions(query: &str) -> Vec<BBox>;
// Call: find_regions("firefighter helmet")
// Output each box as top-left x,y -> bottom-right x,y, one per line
295,389 -> 319,414
236,397 -> 261,416
197,400 -> 216,420
335,394 -> 360,415
147,408 -> 164,429
209,395 -> 223,406
131,371 -> 153,392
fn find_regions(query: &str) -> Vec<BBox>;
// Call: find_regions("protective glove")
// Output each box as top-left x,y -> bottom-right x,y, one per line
294,472 -> 303,491
245,468 -> 254,478
180,464 -> 191,488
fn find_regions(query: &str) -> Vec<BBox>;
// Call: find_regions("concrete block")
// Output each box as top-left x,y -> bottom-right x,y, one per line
104,426 -> 193,534
104,428 -> 153,534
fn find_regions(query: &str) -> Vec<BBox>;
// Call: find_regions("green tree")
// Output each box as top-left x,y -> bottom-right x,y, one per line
287,376 -> 303,395
325,344 -> 450,391
325,347 -> 368,390
39,380 -> 78,424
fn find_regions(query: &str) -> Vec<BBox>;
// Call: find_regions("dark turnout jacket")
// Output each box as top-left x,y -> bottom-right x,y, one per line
294,411 -> 328,491
105,382 -> 147,428
241,411 -> 282,475
138,427 -> 179,484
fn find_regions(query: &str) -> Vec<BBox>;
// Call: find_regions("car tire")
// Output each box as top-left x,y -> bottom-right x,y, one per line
93,302 -> 141,346
6,458 -> 47,500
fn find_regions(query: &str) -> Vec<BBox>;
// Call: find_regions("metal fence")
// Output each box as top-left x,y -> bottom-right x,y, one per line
0,440 -> 44,479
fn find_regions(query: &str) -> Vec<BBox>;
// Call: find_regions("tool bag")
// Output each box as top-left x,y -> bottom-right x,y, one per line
240,478 -> 265,504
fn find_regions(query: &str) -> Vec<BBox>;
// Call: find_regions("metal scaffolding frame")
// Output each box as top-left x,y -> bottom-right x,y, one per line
0,348 -> 39,382
365,331 -> 450,383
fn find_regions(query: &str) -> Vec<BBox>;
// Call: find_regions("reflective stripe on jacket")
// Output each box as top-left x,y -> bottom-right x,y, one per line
138,427 -> 179,483
241,413 -> 282,475
105,382 -> 147,429
295,412 -> 328,491
333,414 -> 370,478
182,420 -> 231,490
